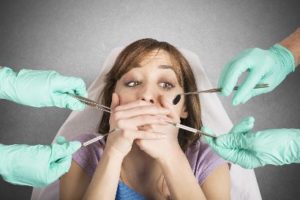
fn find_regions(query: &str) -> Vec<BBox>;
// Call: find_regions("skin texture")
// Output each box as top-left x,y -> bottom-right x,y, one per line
60,49 -> 230,200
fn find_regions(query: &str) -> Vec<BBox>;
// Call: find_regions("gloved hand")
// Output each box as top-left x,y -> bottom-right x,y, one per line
219,44 -> 295,105
0,67 -> 87,110
0,136 -> 81,187
204,117 -> 300,169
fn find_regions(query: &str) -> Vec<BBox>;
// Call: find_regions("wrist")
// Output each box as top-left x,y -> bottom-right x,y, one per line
157,144 -> 185,167
279,28 -> 300,67
102,146 -> 125,163
269,44 -> 295,74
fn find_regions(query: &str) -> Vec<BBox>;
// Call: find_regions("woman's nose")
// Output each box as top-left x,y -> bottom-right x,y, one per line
139,86 -> 156,104
141,98 -> 154,104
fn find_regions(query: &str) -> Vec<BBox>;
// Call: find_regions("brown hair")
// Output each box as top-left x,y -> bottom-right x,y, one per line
98,38 -> 202,152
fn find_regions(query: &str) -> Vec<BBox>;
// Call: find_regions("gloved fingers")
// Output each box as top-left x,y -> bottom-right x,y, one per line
63,93 -> 86,111
52,75 -> 87,96
241,89 -> 265,104
219,53 -> 251,96
51,141 -> 81,161
233,150 -> 264,169
64,77 -> 88,98
53,154 -> 72,167
52,93 -> 86,111
218,61 -> 233,96
231,116 -> 255,134
202,126 -> 245,160
205,142 -> 242,164
232,69 -> 264,106
240,75 -> 274,104
212,129 -> 250,149
206,140 -> 260,169
50,75 -> 87,110
209,117 -> 254,149
48,155 -> 73,185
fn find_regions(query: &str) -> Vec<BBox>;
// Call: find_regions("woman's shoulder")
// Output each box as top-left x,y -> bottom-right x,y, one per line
70,133 -> 106,177
186,138 -> 227,184
186,138 -> 217,160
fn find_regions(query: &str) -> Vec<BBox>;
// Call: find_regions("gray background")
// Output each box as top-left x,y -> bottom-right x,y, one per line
0,0 -> 299,199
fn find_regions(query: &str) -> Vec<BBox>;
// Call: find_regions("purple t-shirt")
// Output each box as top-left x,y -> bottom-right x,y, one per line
72,133 -> 226,185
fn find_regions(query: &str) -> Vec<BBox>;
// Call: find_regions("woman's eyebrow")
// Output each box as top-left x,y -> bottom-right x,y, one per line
158,65 -> 178,76
135,64 -> 176,72
158,65 -> 174,69
135,64 -> 174,69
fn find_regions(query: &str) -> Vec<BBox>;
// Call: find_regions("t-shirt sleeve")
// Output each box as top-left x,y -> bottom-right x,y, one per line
186,140 -> 228,185
70,133 -> 105,177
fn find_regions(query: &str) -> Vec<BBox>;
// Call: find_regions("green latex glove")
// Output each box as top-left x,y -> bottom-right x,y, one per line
219,44 -> 295,105
204,117 -> 300,169
0,136 -> 81,187
0,67 -> 87,110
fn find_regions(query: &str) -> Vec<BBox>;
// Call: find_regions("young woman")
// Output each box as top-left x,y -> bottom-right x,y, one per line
60,38 -> 230,200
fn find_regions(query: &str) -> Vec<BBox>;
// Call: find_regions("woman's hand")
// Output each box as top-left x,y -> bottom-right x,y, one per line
105,93 -> 170,159
135,96 -> 183,162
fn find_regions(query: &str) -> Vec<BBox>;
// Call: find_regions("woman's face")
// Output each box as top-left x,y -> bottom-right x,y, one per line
114,50 -> 187,118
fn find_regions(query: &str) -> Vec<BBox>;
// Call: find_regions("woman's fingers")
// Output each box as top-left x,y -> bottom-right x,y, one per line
113,129 -> 167,141
110,95 -> 175,132
132,130 -> 167,140
113,105 -> 170,120
160,95 -> 180,123
115,115 -> 167,130
110,93 -> 120,110
114,99 -> 151,111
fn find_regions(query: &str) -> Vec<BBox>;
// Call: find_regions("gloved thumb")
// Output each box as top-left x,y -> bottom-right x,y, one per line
205,117 -> 254,149
52,93 -> 86,111
231,116 -> 255,134
51,140 -> 81,161
47,155 -> 73,186
55,136 -> 82,152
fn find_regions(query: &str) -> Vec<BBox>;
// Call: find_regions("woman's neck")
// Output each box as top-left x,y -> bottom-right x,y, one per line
121,143 -> 170,199
123,143 -> 157,175
121,143 -> 161,186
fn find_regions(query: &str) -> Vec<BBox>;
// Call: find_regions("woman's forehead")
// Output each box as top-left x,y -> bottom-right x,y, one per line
124,64 -> 176,76
139,49 -> 173,65
119,49 -> 184,85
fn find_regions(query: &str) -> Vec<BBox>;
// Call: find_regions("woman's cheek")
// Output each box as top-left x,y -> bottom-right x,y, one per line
118,94 -> 137,105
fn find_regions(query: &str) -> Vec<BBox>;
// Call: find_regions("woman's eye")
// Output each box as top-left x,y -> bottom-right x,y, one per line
125,81 -> 141,87
159,82 -> 174,90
